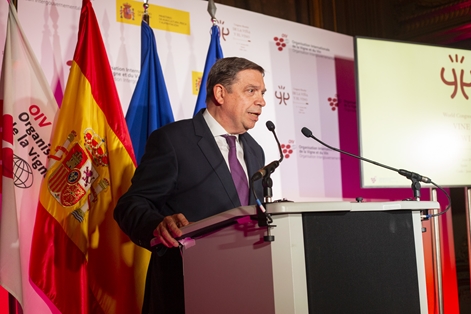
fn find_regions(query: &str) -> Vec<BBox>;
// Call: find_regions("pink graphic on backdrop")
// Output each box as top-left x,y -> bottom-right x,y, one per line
275,86 -> 290,105
328,95 -> 338,111
273,34 -> 288,51
440,54 -> 471,100
215,20 -> 230,41
281,142 -> 294,159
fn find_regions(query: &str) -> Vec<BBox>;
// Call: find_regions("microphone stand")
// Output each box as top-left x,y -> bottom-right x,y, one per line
251,174 -> 275,241
408,174 -> 422,201
263,121 -> 283,204
251,121 -> 284,241
259,171 -> 276,242
301,127 -> 429,203
262,172 -> 274,203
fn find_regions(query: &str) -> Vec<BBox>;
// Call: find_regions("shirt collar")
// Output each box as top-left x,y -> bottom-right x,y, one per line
202,109 -> 240,139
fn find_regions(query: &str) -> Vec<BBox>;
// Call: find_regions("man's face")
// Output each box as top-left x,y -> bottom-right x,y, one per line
216,69 -> 266,134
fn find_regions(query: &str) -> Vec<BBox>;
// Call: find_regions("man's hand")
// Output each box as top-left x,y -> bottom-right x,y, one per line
153,213 -> 189,248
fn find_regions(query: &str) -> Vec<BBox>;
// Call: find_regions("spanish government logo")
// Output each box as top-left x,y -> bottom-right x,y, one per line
120,3 -> 135,21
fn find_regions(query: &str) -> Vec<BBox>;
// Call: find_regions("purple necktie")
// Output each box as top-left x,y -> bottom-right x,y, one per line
223,135 -> 249,206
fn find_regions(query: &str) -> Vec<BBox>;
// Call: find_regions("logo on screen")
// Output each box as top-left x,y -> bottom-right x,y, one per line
273,34 -> 288,51
275,86 -> 290,105
440,54 -> 471,100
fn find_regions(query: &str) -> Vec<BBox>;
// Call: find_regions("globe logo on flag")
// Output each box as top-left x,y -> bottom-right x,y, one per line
13,154 -> 34,189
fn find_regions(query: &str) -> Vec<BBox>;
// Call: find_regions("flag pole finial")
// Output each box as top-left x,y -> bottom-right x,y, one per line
207,0 -> 217,24
143,0 -> 149,24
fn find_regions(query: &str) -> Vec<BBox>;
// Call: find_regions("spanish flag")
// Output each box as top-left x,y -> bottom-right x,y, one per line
30,1 -> 150,313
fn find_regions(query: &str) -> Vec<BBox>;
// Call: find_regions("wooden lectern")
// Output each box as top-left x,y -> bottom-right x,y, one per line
174,201 -> 438,314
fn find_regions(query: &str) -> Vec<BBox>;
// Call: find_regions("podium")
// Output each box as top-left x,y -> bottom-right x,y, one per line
176,201 -> 438,314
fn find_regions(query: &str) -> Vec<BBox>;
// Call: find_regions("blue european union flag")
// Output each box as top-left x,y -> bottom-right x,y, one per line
193,24 -> 224,116
126,21 -> 174,164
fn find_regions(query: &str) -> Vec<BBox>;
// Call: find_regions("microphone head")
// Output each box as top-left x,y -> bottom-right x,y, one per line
301,127 -> 312,138
266,120 -> 275,131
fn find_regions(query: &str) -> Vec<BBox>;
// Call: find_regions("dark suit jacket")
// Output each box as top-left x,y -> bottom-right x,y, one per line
114,110 -> 265,313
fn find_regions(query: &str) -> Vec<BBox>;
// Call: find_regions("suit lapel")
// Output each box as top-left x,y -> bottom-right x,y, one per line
240,133 -> 262,204
193,111 -> 241,208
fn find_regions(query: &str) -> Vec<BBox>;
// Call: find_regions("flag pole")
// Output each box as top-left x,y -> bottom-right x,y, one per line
208,0 -> 217,22
143,0 -> 149,24
6,3 -> 27,314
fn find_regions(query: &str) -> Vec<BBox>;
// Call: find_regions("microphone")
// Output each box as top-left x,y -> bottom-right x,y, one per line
300,127 -> 451,218
266,120 -> 284,163
266,120 -> 276,132
251,121 -> 284,181
300,127 -> 432,184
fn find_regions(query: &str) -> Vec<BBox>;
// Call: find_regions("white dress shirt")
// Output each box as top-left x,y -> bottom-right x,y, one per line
202,109 -> 249,181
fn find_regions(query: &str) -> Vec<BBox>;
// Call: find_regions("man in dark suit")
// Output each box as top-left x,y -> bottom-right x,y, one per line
114,57 -> 267,314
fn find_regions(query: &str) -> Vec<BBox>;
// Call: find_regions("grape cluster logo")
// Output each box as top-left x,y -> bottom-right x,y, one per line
328,95 -> 338,111
273,34 -> 288,51
281,143 -> 294,159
